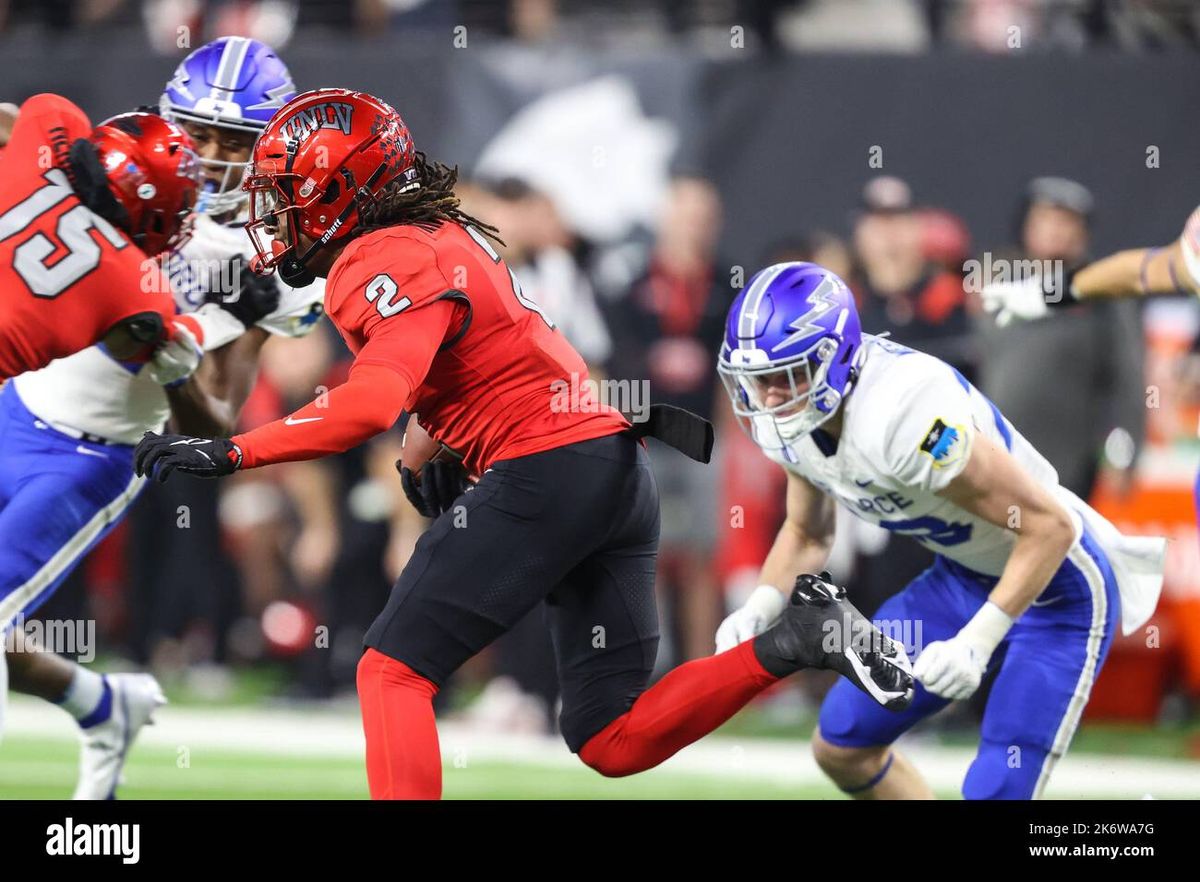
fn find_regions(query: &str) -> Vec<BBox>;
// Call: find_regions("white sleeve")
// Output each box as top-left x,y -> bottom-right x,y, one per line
1178,205 -> 1200,289
256,277 -> 326,338
861,360 -> 976,493
189,302 -> 250,352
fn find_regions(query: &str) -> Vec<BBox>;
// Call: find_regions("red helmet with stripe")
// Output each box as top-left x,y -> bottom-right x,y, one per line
243,88 -> 416,286
90,113 -> 201,255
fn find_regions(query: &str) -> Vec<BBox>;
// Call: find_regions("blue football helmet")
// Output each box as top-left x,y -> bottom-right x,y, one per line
159,36 -> 296,215
718,262 -> 863,449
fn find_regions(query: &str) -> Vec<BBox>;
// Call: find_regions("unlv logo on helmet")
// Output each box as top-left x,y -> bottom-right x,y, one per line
280,101 -> 355,144
242,89 -> 416,287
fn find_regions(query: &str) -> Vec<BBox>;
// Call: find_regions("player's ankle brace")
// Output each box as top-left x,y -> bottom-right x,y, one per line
839,751 -> 895,795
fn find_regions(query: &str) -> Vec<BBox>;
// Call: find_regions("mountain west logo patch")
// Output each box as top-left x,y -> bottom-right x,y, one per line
919,418 -> 965,469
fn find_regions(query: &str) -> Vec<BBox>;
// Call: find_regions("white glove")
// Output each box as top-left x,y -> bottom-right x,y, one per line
715,585 -> 786,653
912,638 -> 987,700
145,321 -> 203,387
980,276 -> 1057,326
913,601 -> 1013,700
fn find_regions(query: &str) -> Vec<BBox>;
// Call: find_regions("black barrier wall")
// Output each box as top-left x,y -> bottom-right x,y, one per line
702,52 -> 1200,263
1,33 -> 1196,260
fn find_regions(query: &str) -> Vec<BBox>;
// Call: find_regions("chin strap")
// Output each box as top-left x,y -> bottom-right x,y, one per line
278,251 -> 317,288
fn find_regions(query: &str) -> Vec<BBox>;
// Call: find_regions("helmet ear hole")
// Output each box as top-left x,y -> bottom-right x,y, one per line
320,179 -> 340,204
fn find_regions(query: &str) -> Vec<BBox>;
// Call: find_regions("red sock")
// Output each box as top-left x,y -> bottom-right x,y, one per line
578,640 -> 778,776
357,648 -> 442,799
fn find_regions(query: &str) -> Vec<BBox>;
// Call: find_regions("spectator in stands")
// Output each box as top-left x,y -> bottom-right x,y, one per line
474,177 -> 613,367
977,176 -> 1145,500
847,177 -> 979,613
852,174 -> 976,378
603,175 -> 732,665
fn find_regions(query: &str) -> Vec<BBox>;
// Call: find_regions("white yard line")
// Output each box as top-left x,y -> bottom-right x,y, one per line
5,696 -> 1198,798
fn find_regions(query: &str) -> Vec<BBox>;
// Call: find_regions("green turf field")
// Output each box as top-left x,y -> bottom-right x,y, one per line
0,733 -> 863,799
3,682 -> 1196,799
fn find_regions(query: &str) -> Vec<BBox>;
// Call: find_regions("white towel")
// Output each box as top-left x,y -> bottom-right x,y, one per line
1057,487 -> 1167,636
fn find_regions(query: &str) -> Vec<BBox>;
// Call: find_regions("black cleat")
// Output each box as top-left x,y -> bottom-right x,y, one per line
753,571 -> 914,711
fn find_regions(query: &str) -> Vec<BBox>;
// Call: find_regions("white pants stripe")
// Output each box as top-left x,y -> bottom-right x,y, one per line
1031,541 -> 1110,799
0,472 -> 144,633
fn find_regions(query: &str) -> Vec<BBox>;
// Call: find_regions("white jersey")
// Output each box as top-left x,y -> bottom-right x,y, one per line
13,213 -> 325,445
761,334 -> 1164,635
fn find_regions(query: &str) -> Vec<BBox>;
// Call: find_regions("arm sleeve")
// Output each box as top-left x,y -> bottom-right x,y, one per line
255,277 -> 327,339
5,93 -> 91,173
861,361 -> 977,494
231,299 -> 455,469
97,253 -> 185,357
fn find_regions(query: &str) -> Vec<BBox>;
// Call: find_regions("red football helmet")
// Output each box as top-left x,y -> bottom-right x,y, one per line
242,88 -> 416,286
90,113 -> 201,255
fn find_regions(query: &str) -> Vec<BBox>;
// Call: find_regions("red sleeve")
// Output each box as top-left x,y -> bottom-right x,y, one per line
92,252 -> 189,362
4,93 -> 91,174
230,299 -> 455,469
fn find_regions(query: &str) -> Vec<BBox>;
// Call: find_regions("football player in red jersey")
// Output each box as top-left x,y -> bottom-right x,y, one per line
135,88 -> 913,799
0,94 -> 208,380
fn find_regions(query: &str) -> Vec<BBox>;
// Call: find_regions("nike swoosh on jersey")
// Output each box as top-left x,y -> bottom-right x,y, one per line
75,445 -> 109,458
284,416 -> 324,426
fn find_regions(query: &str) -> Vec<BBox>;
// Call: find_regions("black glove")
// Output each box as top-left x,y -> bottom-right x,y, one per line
398,459 -> 470,518
1044,265 -> 1081,310
134,432 -> 243,482
209,259 -> 282,328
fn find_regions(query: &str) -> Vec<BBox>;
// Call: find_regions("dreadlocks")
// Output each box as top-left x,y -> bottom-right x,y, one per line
355,152 -> 503,246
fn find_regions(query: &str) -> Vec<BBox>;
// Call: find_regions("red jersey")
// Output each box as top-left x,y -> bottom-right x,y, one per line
234,222 -> 628,474
0,94 -> 178,380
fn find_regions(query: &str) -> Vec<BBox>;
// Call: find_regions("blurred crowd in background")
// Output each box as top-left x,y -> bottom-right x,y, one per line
38,161 -> 1194,730
1,0 -> 1199,54
9,3 -> 1200,738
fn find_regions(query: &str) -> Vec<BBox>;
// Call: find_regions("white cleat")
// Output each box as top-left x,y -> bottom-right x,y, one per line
73,673 -> 167,800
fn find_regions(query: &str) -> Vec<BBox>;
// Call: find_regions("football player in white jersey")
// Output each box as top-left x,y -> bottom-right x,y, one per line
715,261 -> 1165,799
1,37 -> 323,799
